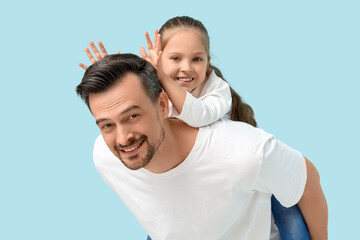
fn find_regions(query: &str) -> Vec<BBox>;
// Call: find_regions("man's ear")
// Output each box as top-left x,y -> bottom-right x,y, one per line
158,91 -> 169,119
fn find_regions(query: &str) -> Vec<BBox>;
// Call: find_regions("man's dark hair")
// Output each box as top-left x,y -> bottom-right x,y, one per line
76,53 -> 163,108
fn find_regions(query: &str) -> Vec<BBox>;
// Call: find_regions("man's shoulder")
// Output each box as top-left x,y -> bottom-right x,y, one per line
93,134 -> 117,164
202,119 -> 273,151
206,119 -> 269,135
94,134 -> 107,152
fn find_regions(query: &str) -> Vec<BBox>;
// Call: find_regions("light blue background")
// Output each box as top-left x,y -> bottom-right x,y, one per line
1,0 -> 359,239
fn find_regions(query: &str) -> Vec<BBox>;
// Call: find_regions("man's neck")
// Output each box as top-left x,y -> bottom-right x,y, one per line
144,118 -> 199,174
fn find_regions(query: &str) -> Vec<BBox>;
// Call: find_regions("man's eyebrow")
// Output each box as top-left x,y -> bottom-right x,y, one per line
120,105 -> 141,115
95,105 -> 141,125
96,118 -> 109,125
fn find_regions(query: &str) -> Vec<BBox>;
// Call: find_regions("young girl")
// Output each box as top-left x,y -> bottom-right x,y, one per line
79,16 -> 309,240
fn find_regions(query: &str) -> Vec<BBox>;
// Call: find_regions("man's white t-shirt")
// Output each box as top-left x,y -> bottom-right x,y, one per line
93,120 -> 307,240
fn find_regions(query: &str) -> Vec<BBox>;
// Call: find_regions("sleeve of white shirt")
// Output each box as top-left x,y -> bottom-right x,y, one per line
175,72 -> 232,127
254,137 -> 307,207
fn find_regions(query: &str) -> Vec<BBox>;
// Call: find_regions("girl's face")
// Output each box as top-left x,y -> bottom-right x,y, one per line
161,30 -> 209,93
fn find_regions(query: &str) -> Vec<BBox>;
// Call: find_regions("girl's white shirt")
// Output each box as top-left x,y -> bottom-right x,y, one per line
169,70 -> 232,127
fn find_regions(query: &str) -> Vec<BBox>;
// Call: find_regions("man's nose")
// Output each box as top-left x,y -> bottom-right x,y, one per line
116,126 -> 134,147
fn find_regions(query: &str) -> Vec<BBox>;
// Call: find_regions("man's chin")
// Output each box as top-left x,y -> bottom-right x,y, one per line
119,156 -> 151,170
116,138 -> 156,170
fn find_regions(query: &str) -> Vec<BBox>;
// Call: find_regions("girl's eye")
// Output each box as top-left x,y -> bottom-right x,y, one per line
193,57 -> 202,62
171,57 -> 180,61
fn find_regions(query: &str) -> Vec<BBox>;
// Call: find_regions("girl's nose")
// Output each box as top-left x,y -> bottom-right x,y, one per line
180,60 -> 193,72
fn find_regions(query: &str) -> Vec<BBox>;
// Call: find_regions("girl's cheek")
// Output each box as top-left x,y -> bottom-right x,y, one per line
163,63 -> 178,77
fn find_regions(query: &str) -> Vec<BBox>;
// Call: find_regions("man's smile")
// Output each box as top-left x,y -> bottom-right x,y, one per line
117,137 -> 146,155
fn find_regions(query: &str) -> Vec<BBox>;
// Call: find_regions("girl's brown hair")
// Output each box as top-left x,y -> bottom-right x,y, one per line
159,16 -> 257,127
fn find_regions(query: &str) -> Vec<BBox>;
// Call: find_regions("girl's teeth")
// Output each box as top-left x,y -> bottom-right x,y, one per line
178,78 -> 193,82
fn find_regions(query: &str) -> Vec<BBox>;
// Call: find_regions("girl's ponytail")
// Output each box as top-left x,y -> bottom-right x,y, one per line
209,64 -> 257,127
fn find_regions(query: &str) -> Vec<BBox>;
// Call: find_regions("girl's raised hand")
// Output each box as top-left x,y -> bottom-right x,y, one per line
140,30 -> 162,69
78,41 -> 120,70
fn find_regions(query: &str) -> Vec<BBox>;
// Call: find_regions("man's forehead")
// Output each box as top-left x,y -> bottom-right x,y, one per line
89,73 -> 149,114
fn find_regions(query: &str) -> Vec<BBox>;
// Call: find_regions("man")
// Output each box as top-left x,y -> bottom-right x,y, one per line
76,54 -> 328,240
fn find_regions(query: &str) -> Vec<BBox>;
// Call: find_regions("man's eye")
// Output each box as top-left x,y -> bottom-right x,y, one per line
102,124 -> 112,129
129,114 -> 139,120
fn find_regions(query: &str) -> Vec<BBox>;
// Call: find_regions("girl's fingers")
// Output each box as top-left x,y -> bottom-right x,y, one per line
155,32 -> 161,53
78,62 -> 88,70
139,46 -> 148,59
116,51 -> 120,54
153,29 -> 159,50
145,31 -> 153,50
82,41 -> 114,69
98,41 -> 108,57
89,41 -> 102,60
85,47 -> 96,63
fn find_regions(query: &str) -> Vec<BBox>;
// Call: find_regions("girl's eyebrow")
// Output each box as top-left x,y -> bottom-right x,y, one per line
193,52 -> 207,55
164,51 -> 181,55
165,51 -> 207,56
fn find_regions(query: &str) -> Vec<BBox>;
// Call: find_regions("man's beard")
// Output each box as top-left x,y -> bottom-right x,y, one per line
116,128 -> 165,170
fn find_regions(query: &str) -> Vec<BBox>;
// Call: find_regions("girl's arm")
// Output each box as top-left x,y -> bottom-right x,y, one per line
140,31 -> 231,127
298,158 -> 328,240
172,72 -> 232,127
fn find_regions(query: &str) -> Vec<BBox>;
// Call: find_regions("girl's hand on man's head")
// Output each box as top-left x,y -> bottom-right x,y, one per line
78,41 -> 120,70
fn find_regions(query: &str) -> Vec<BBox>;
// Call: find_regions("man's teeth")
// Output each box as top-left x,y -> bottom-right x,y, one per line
123,142 -> 141,152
